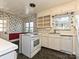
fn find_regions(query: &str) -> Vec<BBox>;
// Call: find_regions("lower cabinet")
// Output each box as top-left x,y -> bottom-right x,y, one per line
41,36 -> 49,48
60,37 -> 73,54
49,37 -> 55,49
39,34 -> 74,54
0,51 -> 17,59
49,37 -> 61,51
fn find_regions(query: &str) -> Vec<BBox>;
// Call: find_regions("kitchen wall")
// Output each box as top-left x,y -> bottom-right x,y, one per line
0,10 -> 24,39
0,9 -> 38,40
37,1 -> 76,17
37,0 -> 78,55
37,0 -> 79,37
37,0 -> 77,34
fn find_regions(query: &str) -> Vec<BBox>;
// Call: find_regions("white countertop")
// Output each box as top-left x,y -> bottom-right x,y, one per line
0,38 -> 18,56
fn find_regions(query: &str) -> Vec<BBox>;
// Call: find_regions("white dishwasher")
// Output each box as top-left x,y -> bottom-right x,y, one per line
20,33 -> 41,58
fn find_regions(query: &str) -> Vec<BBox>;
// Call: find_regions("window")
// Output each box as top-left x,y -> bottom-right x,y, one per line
54,15 -> 71,30
0,20 -> 7,32
25,22 -> 34,32
25,23 -> 29,32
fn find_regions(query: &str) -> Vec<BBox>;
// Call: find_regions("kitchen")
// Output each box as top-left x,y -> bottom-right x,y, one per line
0,0 -> 79,59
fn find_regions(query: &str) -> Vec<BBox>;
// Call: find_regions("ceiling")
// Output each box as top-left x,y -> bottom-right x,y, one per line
1,0 -> 73,17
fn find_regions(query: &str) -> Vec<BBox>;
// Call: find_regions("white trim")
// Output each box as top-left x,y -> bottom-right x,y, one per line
10,39 -> 19,42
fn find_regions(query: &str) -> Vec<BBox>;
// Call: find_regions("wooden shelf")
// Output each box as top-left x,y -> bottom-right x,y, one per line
37,15 -> 51,29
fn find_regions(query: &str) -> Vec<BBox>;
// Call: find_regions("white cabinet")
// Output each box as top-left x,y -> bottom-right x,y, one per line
41,36 -> 49,48
0,38 -> 18,59
39,33 -> 74,54
49,37 -> 55,49
60,36 -> 73,54
38,33 -> 49,48
49,36 -> 73,54
49,36 -> 61,51
37,15 -> 51,29
54,37 -> 61,51
0,51 -> 17,59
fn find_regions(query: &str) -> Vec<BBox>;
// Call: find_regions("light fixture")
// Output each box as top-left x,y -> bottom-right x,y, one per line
29,3 -> 36,8
26,3 -> 36,15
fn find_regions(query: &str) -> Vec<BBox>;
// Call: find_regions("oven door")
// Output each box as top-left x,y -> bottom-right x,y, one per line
31,37 -> 41,52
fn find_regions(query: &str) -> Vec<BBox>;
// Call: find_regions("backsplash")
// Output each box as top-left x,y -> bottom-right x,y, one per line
8,15 -> 23,33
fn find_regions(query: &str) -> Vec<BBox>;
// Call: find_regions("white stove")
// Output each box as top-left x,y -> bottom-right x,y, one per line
19,33 -> 41,58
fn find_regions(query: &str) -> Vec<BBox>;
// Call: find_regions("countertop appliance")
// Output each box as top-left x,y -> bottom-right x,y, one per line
0,38 -> 18,59
20,33 -> 41,58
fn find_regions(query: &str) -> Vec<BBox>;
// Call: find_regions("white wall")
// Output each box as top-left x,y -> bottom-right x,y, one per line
37,0 -> 77,35
37,0 -> 79,55
37,1 -> 76,17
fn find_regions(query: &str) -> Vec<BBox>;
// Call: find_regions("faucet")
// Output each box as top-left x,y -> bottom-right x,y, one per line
54,29 -> 56,34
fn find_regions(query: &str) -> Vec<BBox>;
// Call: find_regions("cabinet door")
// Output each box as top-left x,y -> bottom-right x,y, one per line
60,37 -> 73,54
54,37 -> 61,51
49,37 -> 55,49
0,51 -> 17,59
37,17 -> 44,29
44,15 -> 51,28
49,37 -> 61,51
41,36 -> 49,48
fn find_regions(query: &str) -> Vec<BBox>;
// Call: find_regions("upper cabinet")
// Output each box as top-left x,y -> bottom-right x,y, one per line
37,15 -> 52,29
44,15 -> 51,28
37,17 -> 44,29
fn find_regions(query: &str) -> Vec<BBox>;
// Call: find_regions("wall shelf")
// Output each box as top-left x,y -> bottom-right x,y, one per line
37,15 -> 52,29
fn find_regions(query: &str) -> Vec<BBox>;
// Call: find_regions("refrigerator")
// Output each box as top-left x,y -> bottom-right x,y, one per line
75,15 -> 79,59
